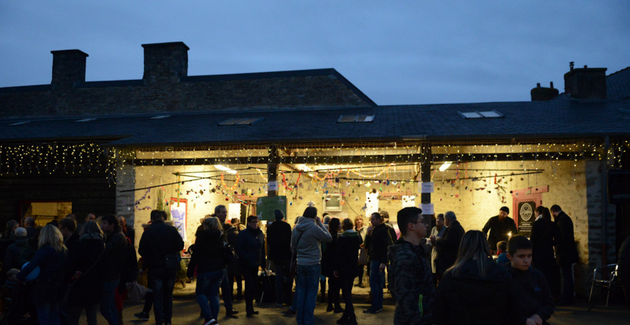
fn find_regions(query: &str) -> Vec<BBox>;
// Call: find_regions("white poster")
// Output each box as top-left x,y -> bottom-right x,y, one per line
421,182 -> 434,193
365,192 -> 379,217
402,195 -> 416,208
420,203 -> 434,215
228,203 -> 241,223
267,181 -> 278,191
170,201 -> 187,242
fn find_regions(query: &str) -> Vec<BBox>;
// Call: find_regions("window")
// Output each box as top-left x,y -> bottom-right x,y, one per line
458,110 -> 504,119
337,115 -> 375,123
218,117 -> 263,126
150,115 -> 170,120
8,121 -> 30,126
76,118 -> 96,123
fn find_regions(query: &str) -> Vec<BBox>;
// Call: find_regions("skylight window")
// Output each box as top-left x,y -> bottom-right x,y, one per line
337,115 -> 375,123
9,121 -> 30,126
76,118 -> 96,123
150,115 -> 170,120
218,117 -> 263,126
458,110 -> 504,119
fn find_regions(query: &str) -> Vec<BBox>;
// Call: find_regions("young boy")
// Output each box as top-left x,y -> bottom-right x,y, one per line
506,236 -> 554,325
496,241 -> 509,264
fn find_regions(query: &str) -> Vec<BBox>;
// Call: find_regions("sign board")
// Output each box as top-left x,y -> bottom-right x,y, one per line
421,182 -> 434,193
517,201 -> 536,234
267,181 -> 279,192
609,170 -> 630,204
420,203 -> 434,215
170,198 -> 187,242
402,195 -> 416,208
365,192 -> 379,217
255,196 -> 287,221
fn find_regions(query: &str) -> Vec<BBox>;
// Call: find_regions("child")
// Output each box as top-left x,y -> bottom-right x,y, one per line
496,241 -> 509,264
0,268 -> 21,313
506,236 -> 554,325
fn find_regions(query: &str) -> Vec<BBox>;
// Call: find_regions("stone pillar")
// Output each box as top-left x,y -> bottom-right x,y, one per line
421,146 -> 432,231
267,145 -> 279,197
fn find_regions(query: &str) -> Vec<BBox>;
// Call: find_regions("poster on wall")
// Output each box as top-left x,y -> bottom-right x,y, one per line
228,203 -> 241,223
170,198 -> 187,242
256,196 -> 287,221
402,196 -> 416,208
517,201 -> 535,235
365,192 -> 379,217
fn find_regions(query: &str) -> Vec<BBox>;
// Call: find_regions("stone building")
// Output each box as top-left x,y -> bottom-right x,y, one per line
1,42 -> 629,296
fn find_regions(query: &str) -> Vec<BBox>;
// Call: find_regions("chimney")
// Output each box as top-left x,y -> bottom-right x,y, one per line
563,63 -> 607,99
530,82 -> 559,101
51,49 -> 89,88
142,42 -> 189,84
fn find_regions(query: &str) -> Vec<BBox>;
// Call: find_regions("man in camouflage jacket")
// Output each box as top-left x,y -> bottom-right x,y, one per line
388,207 -> 434,325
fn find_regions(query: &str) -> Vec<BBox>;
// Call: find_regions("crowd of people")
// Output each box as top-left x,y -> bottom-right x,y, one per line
0,202 -> 628,325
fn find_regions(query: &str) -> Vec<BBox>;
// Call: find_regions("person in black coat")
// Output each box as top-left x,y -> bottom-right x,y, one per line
65,220 -> 106,325
431,211 -> 465,277
236,215 -> 266,317
530,206 -> 559,291
334,218 -> 362,325
363,212 -> 395,313
99,214 -> 128,325
187,217 -> 226,325
433,230 -> 519,325
550,205 -> 579,305
266,209 -> 292,306
482,206 -> 518,254
138,210 -> 185,325
322,218 -> 342,313
618,236 -> 630,302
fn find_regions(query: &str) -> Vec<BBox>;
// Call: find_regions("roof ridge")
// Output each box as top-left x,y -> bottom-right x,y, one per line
607,66 -> 630,77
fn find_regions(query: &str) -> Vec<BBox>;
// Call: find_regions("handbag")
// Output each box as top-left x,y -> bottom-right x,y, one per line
358,248 -> 368,265
289,231 -> 305,278
223,242 -> 237,264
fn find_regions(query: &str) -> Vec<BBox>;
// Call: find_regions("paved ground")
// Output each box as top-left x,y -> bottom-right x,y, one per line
75,280 -> 630,325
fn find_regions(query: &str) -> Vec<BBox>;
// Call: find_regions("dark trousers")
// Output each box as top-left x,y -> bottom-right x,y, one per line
148,267 -> 177,325
220,272 -> 234,310
327,276 -> 341,308
227,262 -> 242,297
273,259 -> 291,305
241,266 -> 258,312
340,276 -> 355,320
357,264 -> 367,285
559,263 -> 575,302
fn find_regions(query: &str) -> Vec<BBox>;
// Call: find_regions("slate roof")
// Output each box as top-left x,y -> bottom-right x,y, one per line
608,67 -> 630,100
1,94 -> 628,147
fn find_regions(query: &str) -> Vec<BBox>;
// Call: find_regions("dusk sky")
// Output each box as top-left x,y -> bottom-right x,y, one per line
1,1 -> 628,105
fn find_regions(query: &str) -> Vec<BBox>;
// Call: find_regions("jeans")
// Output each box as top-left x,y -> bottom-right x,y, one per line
101,279 -> 120,325
560,263 -> 575,302
196,269 -> 225,321
296,264 -> 320,325
369,260 -> 384,309
66,302 -> 98,325
274,259 -> 291,305
36,301 -> 62,325
149,267 -> 177,324
220,271 -> 234,310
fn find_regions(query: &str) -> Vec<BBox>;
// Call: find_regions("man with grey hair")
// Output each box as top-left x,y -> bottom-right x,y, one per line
430,211 -> 465,278
24,216 -> 37,238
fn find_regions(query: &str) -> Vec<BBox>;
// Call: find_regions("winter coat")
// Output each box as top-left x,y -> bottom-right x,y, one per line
291,217 -> 332,266
65,235 -> 106,305
188,228 -> 225,277
364,223 -> 395,264
435,220 -> 465,274
554,212 -> 579,265
530,218 -> 558,271
267,220 -> 292,261
139,220 -> 184,270
506,265 -> 554,325
482,216 -> 518,251
334,230 -> 362,278
236,226 -> 266,268
389,238 -> 434,325
321,232 -> 338,277
102,230 -> 128,281
618,236 -> 630,289
433,258 -> 519,325
17,245 -> 67,304
4,237 -> 27,271
430,225 -> 446,274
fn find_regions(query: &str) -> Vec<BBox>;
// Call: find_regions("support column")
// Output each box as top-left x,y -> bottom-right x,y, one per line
267,144 -> 279,197
421,145 -> 433,234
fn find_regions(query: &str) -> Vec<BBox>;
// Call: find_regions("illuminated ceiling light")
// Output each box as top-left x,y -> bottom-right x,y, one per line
214,165 -> 237,174
439,161 -> 452,172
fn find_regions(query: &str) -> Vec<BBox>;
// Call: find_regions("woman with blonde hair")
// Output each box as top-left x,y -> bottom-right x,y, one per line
434,230 -> 518,325
17,224 -> 67,325
187,216 -> 227,325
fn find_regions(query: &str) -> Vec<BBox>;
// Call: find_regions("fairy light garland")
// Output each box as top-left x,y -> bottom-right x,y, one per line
221,173 -> 241,191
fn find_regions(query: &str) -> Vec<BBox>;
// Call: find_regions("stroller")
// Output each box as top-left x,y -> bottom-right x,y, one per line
0,280 -> 36,325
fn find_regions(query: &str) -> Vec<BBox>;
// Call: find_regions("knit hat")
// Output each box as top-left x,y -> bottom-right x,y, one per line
14,227 -> 27,238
